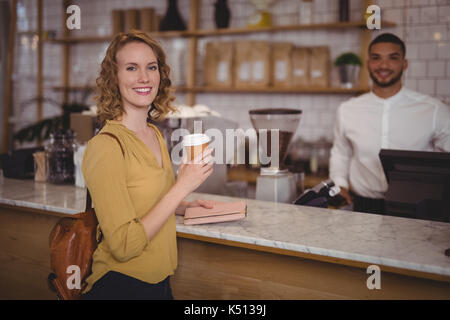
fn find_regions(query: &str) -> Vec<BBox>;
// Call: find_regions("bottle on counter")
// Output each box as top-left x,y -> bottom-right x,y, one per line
45,130 -> 77,184
33,151 -> 46,182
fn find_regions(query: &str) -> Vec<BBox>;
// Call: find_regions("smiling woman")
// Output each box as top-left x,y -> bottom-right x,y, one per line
117,42 -> 160,112
80,30 -> 215,300
95,31 -> 175,123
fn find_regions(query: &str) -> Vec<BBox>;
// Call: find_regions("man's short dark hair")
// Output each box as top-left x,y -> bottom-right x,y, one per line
369,33 -> 406,57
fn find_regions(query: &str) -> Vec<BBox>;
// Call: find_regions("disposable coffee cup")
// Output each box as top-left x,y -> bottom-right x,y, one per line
182,134 -> 210,162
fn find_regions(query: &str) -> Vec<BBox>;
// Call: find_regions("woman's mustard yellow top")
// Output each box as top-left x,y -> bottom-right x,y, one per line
81,120 -> 177,293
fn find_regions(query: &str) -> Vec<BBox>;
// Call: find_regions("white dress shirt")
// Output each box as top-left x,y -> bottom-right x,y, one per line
329,87 -> 450,199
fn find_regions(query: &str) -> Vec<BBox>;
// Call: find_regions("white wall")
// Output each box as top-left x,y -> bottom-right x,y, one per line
10,0 -> 450,147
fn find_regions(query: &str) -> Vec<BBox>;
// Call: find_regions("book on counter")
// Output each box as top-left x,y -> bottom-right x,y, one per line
183,201 -> 247,225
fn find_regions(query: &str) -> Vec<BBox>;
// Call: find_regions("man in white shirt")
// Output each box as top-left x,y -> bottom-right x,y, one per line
329,33 -> 450,214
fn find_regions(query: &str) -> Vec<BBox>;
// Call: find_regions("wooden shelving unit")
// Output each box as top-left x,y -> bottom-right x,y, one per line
23,0 -> 396,131
44,19 -> 397,43
42,0 -> 394,106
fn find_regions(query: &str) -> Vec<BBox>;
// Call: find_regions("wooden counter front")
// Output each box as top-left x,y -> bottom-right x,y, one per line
0,204 -> 61,299
1,203 -> 450,300
172,234 -> 450,300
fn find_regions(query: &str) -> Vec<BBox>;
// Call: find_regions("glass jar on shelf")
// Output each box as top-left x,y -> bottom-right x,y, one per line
45,130 -> 77,184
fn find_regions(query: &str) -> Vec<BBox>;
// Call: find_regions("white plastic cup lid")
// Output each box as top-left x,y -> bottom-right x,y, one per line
182,134 -> 210,147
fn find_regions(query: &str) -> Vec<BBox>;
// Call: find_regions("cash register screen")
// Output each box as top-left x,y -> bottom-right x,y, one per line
379,149 -> 450,222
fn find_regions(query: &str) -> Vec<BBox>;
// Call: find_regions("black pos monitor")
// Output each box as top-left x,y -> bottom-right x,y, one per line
379,149 -> 450,223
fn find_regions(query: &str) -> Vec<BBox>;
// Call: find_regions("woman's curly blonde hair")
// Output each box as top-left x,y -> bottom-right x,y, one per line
95,30 -> 176,124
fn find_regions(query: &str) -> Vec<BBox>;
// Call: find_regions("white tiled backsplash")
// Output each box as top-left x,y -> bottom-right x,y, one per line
12,0 -> 450,146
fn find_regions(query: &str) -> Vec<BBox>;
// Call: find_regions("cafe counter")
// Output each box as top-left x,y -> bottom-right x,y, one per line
0,177 -> 449,299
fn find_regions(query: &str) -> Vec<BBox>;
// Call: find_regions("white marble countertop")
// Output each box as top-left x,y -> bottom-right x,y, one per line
1,177 -> 449,279
0,176 -> 86,214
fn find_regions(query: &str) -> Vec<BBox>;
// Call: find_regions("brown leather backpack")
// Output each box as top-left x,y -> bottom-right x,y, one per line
48,190 -> 100,300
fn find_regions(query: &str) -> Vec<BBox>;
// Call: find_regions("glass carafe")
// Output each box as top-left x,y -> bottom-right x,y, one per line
45,130 -> 77,184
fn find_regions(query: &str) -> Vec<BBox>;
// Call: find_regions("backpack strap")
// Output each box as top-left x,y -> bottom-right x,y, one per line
86,132 -> 125,243
85,189 -> 92,212
85,132 -> 124,212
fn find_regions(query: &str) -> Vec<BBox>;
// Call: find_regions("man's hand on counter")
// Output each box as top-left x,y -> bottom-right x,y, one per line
339,187 -> 353,205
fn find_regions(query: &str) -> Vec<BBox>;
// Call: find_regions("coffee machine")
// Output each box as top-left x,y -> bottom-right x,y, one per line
249,108 -> 302,203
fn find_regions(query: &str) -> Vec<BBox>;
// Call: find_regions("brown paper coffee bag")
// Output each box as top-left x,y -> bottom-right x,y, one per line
309,46 -> 330,87
153,14 -> 161,31
124,9 -> 140,32
272,42 -> 293,87
233,41 -> 252,88
250,41 -> 272,88
204,42 -> 217,87
204,42 -> 234,88
139,8 -> 155,32
112,10 -> 124,35
292,47 -> 309,87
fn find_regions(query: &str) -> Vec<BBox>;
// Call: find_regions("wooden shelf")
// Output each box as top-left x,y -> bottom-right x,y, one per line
45,36 -> 112,44
51,85 -> 95,91
178,86 -> 370,94
195,20 -> 397,37
44,31 -> 192,44
43,20 -> 397,44
51,85 -> 369,95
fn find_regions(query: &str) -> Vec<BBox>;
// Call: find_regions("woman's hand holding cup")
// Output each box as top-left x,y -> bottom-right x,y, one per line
176,134 -> 214,196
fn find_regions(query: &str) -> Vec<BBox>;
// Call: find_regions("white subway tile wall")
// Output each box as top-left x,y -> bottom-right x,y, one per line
12,0 -> 450,146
